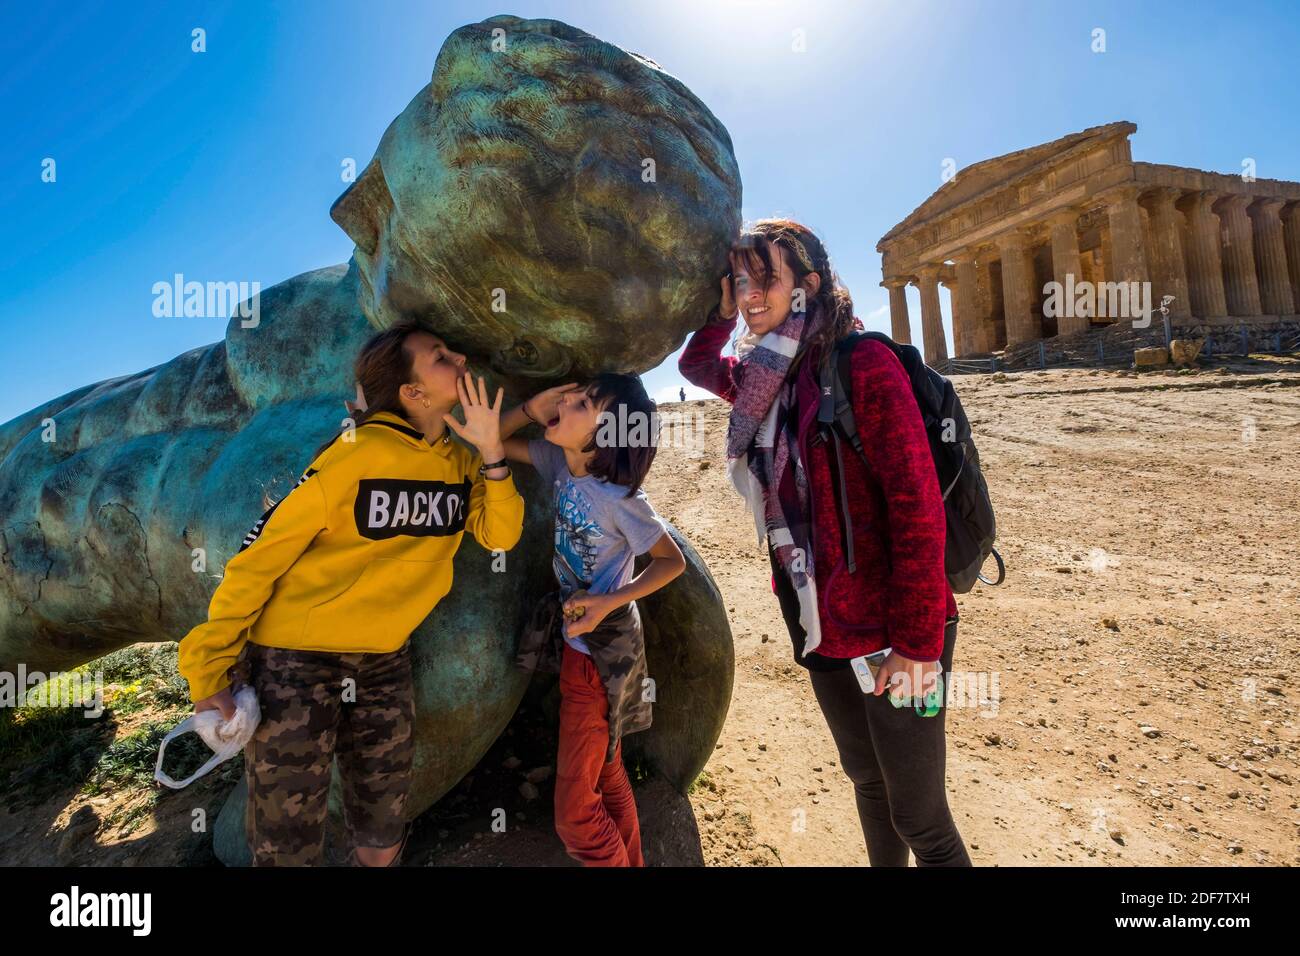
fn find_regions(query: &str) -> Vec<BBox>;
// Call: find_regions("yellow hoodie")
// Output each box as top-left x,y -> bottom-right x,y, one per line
178,410 -> 524,702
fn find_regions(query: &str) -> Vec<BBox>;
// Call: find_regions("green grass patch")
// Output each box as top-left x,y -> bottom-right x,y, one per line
0,642 -> 194,805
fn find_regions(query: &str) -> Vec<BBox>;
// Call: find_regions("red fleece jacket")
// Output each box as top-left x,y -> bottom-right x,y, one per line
680,310 -> 957,662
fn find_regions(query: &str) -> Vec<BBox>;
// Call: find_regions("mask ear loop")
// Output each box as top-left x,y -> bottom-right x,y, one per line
153,686 -> 261,789
154,715 -> 232,789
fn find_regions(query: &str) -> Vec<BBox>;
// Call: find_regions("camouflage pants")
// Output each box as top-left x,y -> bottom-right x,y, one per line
234,640 -> 415,866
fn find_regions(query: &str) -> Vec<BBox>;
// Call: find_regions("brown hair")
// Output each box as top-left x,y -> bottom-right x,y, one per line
581,372 -> 658,497
727,218 -> 857,369
310,319 -> 427,461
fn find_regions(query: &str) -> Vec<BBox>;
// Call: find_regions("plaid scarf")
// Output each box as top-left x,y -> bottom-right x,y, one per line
726,303 -> 827,657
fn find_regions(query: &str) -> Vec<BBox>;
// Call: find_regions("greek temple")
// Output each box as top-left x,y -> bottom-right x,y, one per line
876,122 -> 1300,365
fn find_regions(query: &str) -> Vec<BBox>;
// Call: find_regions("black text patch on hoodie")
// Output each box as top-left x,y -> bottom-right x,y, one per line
354,478 -> 473,540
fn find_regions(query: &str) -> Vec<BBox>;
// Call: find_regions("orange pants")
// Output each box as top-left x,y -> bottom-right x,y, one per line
554,643 -> 644,866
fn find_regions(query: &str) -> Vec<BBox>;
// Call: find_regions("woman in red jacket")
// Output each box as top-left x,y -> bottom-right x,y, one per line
680,218 -> 971,866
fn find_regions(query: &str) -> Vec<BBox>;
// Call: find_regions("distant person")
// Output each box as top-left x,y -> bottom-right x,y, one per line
679,387 -> 686,403
679,218 -> 971,867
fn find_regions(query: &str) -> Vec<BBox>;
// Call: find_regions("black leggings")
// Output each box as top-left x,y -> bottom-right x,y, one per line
770,552 -> 970,866
809,619 -> 971,866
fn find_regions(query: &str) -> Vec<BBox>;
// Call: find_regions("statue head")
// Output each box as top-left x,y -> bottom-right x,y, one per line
330,14 -> 742,380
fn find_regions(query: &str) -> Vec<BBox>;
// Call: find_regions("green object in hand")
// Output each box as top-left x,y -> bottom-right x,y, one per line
914,674 -> 945,717
914,691 -> 942,718
888,676 -> 944,716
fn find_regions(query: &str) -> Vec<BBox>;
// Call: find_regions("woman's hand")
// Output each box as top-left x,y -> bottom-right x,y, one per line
444,373 -> 505,461
194,686 -> 237,721
717,274 -> 738,321
874,653 -> 943,715
525,382 -> 580,427
561,590 -> 615,639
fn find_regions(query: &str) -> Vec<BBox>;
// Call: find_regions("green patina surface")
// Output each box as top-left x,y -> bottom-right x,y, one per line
0,15 -> 740,865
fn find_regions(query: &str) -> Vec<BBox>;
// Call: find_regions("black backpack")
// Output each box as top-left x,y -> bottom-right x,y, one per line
816,331 -> 1003,593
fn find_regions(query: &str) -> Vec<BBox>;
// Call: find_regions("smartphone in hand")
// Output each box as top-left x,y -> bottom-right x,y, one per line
850,648 -> 892,694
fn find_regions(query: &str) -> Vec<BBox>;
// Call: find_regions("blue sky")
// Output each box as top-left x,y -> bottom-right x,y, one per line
2,0 -> 1298,422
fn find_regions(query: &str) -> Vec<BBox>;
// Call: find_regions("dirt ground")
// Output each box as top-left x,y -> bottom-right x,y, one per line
3,357 -> 1297,867
640,357 -> 1300,866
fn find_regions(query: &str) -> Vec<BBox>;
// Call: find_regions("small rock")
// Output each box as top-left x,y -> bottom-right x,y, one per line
1169,339 -> 1204,365
1134,346 -> 1170,368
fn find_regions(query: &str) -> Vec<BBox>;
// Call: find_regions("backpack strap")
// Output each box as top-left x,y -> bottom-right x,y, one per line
817,335 -> 873,575
834,335 -> 869,466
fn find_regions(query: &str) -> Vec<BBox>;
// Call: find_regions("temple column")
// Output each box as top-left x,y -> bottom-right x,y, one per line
939,276 -> 959,355
913,264 -> 948,364
1143,187 -> 1192,319
1248,198 -> 1295,316
950,253 -> 979,356
1177,190 -> 1228,318
996,230 -> 1039,346
882,277 -> 912,343
1048,209 -> 1087,335
1283,203 -> 1300,312
1214,193 -> 1263,316
1101,185 -> 1149,298
973,253 -> 995,353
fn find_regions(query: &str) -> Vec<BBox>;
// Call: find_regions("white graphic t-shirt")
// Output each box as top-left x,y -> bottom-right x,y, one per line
528,439 -> 669,655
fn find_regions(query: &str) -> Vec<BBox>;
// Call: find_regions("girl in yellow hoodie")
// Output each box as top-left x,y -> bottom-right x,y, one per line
178,319 -> 551,866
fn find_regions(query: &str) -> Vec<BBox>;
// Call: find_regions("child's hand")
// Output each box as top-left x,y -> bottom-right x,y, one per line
194,686 -> 237,721
525,383 -> 579,427
444,373 -> 505,459
561,590 -> 614,638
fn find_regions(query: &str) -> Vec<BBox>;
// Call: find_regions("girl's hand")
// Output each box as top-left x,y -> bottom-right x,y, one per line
444,373 -> 505,458
717,274 -> 738,321
194,686 -> 237,721
561,590 -> 614,639
874,653 -> 943,715
526,383 -> 580,427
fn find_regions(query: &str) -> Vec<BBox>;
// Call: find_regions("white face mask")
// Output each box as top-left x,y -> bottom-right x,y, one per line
154,686 -> 261,789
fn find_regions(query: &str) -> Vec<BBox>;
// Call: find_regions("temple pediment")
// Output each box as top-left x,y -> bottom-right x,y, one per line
879,121 -> 1137,247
